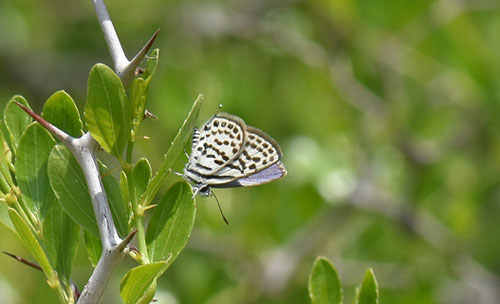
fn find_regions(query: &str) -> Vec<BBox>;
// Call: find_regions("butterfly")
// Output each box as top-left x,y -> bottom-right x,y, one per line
183,112 -> 287,197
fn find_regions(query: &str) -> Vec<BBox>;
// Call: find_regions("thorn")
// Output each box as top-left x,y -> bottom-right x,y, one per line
142,204 -> 157,212
3,251 -> 42,271
118,230 -> 138,251
13,102 -> 52,131
13,101 -> 71,142
144,29 -> 160,56
71,280 -> 81,301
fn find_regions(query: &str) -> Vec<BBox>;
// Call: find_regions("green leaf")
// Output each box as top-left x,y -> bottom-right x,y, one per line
15,123 -> 56,218
43,196 -> 80,285
120,261 -> 169,304
130,48 -> 159,133
0,201 -> 13,231
308,257 -> 342,304
132,158 -> 151,203
42,90 -> 83,137
130,78 -> 147,132
354,268 -> 379,304
83,230 -> 101,268
146,182 -> 196,263
140,94 -> 203,207
0,128 -> 14,193
84,63 -> 129,159
47,144 -> 98,236
143,48 -> 159,80
3,95 -> 32,152
100,162 -> 129,237
9,208 -> 54,280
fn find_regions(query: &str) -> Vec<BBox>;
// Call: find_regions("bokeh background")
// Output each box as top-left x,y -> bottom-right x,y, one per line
1,0 -> 500,303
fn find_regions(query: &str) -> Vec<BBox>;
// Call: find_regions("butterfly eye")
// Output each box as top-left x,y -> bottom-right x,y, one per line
199,185 -> 211,196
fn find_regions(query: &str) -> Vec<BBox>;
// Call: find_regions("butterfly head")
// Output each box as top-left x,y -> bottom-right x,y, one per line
195,184 -> 212,197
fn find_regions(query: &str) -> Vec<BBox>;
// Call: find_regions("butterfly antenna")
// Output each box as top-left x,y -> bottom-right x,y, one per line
212,191 -> 229,225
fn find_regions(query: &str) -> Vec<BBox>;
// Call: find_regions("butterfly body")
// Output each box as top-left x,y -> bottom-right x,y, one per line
184,113 -> 287,196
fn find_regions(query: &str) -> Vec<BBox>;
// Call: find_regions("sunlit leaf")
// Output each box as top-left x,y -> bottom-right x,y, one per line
120,261 -> 169,304
84,64 -> 129,159
42,90 -> 83,137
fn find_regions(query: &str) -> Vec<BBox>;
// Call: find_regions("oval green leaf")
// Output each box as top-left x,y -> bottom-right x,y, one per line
42,90 -> 83,137
47,144 -> 99,236
16,123 -> 56,218
120,261 -> 169,304
308,256 -> 342,304
43,196 -> 80,285
140,94 -> 202,207
3,95 -> 32,152
354,268 -> 379,304
146,181 -> 196,263
84,63 -> 129,159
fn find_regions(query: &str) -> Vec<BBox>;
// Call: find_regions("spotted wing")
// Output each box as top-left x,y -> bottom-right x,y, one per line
186,113 -> 247,176
204,126 -> 284,185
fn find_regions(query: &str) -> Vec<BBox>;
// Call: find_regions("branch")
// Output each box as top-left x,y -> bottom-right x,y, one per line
92,0 -> 159,87
14,103 -> 124,304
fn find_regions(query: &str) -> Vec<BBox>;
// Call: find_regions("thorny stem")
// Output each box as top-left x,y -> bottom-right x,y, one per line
14,0 -> 159,302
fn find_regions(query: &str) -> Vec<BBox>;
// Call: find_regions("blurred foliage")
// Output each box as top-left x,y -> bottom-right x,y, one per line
1,0 -> 500,303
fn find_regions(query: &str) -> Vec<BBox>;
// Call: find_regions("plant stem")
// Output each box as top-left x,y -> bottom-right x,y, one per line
125,166 -> 149,263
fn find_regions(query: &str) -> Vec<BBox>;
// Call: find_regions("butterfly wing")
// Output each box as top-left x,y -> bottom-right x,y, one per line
185,113 -> 247,177
211,162 -> 287,188
204,126 -> 286,186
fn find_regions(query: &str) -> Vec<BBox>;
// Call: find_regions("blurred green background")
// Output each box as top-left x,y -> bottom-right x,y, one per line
1,0 -> 500,303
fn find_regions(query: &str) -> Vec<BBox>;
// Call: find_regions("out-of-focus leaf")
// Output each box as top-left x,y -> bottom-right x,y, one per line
15,123 -> 56,218
120,261 -> 168,304
84,64 -> 129,159
146,182 -> 195,263
9,208 -> 54,280
140,94 -> 202,207
353,268 -> 379,304
83,230 -> 101,268
3,95 -> 32,152
308,256 -> 342,304
42,90 -> 83,137
43,196 -> 80,285
100,162 -> 129,237
47,144 -> 98,236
